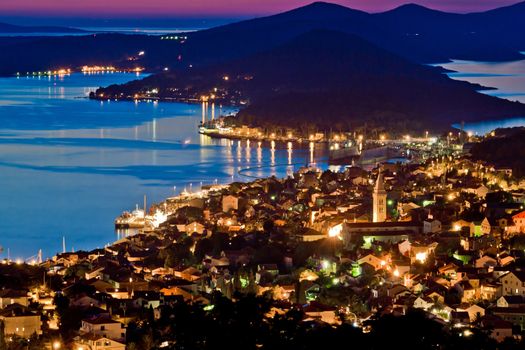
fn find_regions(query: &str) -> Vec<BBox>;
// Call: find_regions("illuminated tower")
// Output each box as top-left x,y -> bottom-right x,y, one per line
373,170 -> 387,223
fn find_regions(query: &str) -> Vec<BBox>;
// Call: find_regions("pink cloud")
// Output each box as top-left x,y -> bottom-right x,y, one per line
0,0 -> 520,16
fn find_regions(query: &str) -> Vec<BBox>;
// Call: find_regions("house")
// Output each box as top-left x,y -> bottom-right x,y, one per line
297,229 -> 326,242
0,289 -> 28,308
453,218 -> 491,237
132,291 -> 162,309
480,282 -> 499,301
174,267 -> 202,282
357,254 -> 389,271
413,296 -> 434,310
450,311 -> 470,325
410,243 -> 438,264
473,218 -> 492,236
352,176 -> 368,186
105,288 -> 129,300
424,289 -> 446,304
499,254 -> 515,267
185,221 -> 206,235
457,280 -> 478,303
398,202 -> 420,218
222,195 -> 240,212
73,335 -> 126,350
303,302 -> 339,325
457,304 -> 485,322
463,185 -> 489,199
481,316 -> 514,342
160,286 -> 203,302
398,240 -> 411,256
475,255 -> 498,269
423,219 -> 442,234
510,210 -> 525,233
500,271 -> 525,296
392,260 -> 411,277
71,295 -> 104,309
0,304 -> 42,338
52,252 -> 84,267
438,263 -> 459,279
491,307 -> 525,330
85,267 -> 105,280
387,284 -> 411,301
256,264 -> 279,283
80,315 -> 126,342
497,295 -> 525,308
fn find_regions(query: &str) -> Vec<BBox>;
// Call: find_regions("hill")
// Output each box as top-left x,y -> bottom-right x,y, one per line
0,22 -> 84,34
1,1 -> 525,75
470,127 -> 525,178
176,1 -> 525,66
94,30 -> 525,133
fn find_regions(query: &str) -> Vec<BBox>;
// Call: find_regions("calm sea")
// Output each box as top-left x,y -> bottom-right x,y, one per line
440,58 -> 525,134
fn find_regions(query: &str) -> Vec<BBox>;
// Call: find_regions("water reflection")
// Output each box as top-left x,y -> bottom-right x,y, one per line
440,59 -> 525,103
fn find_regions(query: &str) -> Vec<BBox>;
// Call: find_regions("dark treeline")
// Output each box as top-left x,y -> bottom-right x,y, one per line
470,128 -> 525,178
106,292 -> 521,350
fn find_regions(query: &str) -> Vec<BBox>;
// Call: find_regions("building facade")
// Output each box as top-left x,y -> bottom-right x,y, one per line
373,171 -> 387,223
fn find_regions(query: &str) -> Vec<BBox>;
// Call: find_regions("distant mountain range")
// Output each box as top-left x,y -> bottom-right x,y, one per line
2,1 -> 525,132
0,22 -> 84,34
95,29 -> 525,133
180,1 -> 525,65
1,1 -> 525,76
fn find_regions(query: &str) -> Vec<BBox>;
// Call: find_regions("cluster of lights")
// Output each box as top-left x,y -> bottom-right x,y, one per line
18,69 -> 71,77
81,66 -> 144,74
328,224 -> 343,238
415,252 -> 428,263
82,65 -> 116,73
160,35 -> 188,40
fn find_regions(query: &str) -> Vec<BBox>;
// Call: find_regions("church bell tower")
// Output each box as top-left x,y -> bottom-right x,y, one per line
373,170 -> 387,223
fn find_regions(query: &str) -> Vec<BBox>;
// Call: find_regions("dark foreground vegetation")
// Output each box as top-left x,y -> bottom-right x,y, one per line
470,128 -> 525,178
46,292 -> 522,350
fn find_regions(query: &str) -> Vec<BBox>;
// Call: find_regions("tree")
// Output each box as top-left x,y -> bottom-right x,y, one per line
0,321 -> 6,350
194,238 -> 213,261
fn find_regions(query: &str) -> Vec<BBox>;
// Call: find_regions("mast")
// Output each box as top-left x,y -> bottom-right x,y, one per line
143,194 -> 147,217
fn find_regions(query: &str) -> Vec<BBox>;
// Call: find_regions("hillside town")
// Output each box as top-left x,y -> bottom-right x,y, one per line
3,133 -> 525,349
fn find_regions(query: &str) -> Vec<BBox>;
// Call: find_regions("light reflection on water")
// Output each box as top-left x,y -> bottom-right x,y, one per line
0,73 -> 321,258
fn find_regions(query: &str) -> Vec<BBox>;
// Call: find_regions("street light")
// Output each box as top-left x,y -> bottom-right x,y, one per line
53,341 -> 61,350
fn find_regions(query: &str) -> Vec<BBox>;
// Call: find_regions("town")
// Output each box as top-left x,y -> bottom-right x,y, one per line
2,128 -> 525,349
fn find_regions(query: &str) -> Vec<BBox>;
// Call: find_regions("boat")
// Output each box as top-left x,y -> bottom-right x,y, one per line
114,205 -> 146,229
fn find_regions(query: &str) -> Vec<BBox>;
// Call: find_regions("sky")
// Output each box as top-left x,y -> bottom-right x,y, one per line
0,0 -> 521,18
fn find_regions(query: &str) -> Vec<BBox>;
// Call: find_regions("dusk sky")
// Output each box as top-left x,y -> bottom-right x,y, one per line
0,0 -> 521,17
